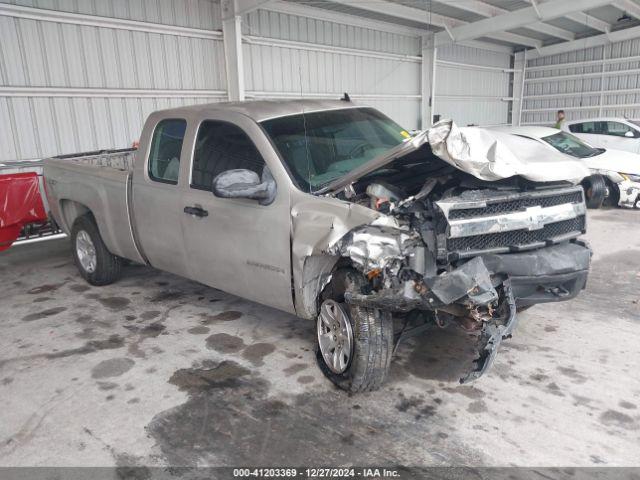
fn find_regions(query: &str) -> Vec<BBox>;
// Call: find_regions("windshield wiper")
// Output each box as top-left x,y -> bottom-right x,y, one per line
583,149 -> 605,157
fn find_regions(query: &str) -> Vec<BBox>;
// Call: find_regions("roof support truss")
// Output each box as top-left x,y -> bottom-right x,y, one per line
328,0 -> 539,48
434,0 -> 614,46
451,0 -> 575,41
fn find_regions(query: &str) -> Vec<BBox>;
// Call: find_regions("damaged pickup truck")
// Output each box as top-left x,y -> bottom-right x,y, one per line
43,100 -> 592,392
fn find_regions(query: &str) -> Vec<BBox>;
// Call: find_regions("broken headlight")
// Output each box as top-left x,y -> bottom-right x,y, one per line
621,173 -> 640,183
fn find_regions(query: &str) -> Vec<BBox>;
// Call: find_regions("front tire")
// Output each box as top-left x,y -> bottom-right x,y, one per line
71,214 -> 122,286
316,269 -> 393,393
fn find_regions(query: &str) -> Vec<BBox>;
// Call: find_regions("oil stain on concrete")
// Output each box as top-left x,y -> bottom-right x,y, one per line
242,343 -> 276,366
91,358 -> 135,379
97,297 -> 131,311
205,333 -> 245,353
147,360 -> 482,466
187,326 -> 210,335
21,306 -> 67,322
200,311 -> 242,325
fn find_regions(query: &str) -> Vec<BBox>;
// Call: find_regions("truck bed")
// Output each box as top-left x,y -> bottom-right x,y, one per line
43,148 -> 145,264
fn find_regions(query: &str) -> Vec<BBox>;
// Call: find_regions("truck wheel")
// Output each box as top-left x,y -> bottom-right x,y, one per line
316,270 -> 393,393
581,175 -> 606,209
71,215 -> 122,286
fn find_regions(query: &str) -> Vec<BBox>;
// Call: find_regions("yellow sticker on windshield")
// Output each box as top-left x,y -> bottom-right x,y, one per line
400,130 -> 411,138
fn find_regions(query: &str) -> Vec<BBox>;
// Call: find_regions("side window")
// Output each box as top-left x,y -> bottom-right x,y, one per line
191,120 -> 266,190
605,121 -> 638,138
148,119 -> 187,184
568,123 -> 584,133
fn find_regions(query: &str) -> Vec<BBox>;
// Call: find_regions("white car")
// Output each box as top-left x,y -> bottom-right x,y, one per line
560,117 -> 640,154
489,125 -> 640,209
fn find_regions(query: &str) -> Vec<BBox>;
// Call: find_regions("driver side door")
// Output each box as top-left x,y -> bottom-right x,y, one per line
180,113 -> 294,313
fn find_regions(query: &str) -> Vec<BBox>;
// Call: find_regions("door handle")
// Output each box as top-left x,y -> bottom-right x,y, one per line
184,206 -> 209,217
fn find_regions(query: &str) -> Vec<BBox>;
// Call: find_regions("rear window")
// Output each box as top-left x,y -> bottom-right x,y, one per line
148,119 -> 187,184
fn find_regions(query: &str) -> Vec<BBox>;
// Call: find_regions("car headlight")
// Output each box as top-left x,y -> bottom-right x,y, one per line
620,173 -> 640,182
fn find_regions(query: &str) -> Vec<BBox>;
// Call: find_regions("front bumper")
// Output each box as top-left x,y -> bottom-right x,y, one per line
345,240 -> 591,383
480,241 -> 591,307
345,241 -> 591,312
617,179 -> 640,209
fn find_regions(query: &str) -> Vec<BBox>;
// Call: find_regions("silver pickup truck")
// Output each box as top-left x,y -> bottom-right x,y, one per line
44,100 -> 592,392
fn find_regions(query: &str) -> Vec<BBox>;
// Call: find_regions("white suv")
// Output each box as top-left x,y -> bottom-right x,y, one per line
561,117 -> 640,154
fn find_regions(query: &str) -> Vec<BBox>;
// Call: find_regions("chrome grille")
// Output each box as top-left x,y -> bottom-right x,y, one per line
447,217 -> 585,253
436,186 -> 587,259
448,191 -> 583,219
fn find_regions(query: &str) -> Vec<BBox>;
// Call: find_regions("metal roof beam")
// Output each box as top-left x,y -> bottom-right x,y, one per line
328,0 -> 538,47
613,0 -> 640,21
526,24 -> 640,59
235,0 -> 274,16
520,0 -> 611,33
447,0 -> 574,40
328,0 -> 462,29
435,0 -> 613,46
563,12 -> 611,32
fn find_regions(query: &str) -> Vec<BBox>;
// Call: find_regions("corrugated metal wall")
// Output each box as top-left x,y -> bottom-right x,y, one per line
522,37 -> 640,125
0,0 -> 226,162
0,0 -> 514,162
435,44 -> 513,126
242,9 -> 422,129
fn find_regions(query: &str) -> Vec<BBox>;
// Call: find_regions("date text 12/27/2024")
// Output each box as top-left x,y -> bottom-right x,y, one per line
233,468 -> 401,478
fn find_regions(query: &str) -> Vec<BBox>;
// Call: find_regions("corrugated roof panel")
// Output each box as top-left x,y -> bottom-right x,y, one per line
287,0 -> 438,33
545,17 -> 601,35
477,0 -> 529,12
385,0 -> 485,23
584,5 -> 628,25
508,26 -> 555,42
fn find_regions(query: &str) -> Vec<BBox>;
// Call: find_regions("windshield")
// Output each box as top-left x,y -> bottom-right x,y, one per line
261,107 -> 409,192
542,132 -> 602,158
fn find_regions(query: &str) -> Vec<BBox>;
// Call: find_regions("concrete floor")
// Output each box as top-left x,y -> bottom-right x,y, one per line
0,209 -> 638,469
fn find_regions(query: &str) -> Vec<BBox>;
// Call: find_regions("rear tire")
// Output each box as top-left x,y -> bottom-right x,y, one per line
71,214 -> 122,286
582,174 -> 606,209
316,269 -> 394,393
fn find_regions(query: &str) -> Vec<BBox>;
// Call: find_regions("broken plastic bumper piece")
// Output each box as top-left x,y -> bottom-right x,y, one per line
459,279 -> 518,384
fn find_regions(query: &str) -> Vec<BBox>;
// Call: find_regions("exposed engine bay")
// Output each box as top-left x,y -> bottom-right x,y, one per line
326,148 -> 591,382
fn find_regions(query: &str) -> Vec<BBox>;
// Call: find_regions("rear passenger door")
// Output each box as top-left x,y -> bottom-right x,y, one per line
180,113 -> 294,313
132,117 -> 191,277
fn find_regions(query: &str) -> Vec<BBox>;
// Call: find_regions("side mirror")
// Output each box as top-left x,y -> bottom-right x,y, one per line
624,130 -> 635,138
212,168 -> 276,205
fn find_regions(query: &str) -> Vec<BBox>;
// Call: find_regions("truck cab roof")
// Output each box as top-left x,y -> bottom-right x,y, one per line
154,99 -> 361,123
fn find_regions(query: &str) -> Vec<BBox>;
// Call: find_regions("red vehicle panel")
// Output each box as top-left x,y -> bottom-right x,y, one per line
0,173 -> 47,251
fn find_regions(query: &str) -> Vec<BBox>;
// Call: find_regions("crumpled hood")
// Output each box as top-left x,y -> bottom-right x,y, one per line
583,148 -> 640,175
323,119 -> 590,193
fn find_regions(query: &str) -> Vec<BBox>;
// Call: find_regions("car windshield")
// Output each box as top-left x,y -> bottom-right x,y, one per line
542,132 -> 602,158
261,107 -> 409,192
